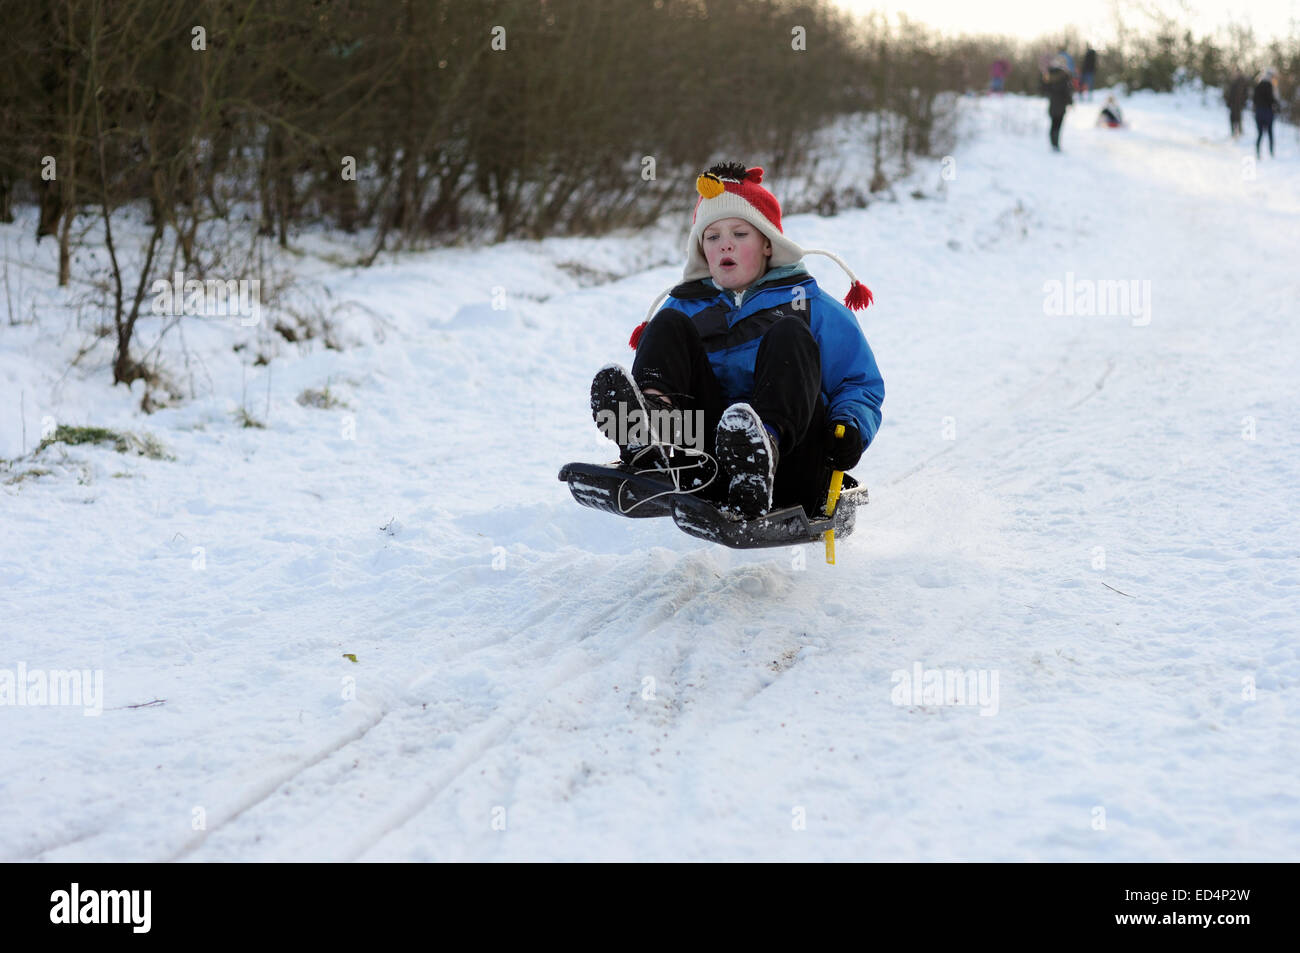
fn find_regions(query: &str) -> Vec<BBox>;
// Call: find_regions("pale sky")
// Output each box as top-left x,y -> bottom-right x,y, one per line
834,0 -> 1300,44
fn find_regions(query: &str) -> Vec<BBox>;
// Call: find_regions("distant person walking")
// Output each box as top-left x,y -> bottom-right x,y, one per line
1042,55 -> 1074,152
1253,68 -> 1280,158
990,58 -> 1010,94
1081,46 -> 1097,100
1225,69 -> 1250,137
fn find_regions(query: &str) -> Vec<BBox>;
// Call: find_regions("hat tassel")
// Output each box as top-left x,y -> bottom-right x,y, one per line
802,248 -> 874,312
629,286 -> 674,349
844,280 -> 874,311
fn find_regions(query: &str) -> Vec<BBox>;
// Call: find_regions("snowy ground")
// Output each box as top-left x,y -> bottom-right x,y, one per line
2,89 -> 1298,861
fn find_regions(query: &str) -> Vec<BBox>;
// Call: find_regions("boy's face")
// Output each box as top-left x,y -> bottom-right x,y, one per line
702,218 -> 772,291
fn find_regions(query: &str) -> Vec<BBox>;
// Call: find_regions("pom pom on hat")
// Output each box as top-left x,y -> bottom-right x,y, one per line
696,173 -> 725,199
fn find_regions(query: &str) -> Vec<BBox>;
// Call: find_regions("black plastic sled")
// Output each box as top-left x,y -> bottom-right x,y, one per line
557,461 -> 866,550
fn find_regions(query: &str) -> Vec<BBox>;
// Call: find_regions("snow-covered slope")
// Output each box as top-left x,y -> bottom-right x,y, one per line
2,90 -> 1298,861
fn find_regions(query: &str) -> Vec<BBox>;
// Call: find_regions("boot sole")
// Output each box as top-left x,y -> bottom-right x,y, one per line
715,403 -> 776,515
590,364 -> 668,468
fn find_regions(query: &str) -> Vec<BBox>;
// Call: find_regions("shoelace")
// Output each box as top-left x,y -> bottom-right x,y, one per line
617,444 -> 719,516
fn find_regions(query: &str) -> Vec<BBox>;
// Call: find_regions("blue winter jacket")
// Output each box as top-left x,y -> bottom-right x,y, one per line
655,263 -> 885,446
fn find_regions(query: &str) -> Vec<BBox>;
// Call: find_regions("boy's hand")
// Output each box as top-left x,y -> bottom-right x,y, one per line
826,420 -> 864,471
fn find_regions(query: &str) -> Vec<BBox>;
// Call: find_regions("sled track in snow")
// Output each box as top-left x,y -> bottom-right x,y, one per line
165,709 -> 388,861
162,557 -> 707,860
337,557 -> 729,859
161,608 -> 561,860
337,648 -> 599,860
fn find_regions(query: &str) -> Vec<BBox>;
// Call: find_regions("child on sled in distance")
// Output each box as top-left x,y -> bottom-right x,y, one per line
1098,94 -> 1124,127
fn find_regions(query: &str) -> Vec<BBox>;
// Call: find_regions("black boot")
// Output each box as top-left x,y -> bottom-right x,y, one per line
715,403 -> 780,516
590,364 -> 677,468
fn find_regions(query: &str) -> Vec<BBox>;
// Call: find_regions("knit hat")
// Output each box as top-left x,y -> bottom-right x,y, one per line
682,164 -> 804,279
629,162 -> 873,349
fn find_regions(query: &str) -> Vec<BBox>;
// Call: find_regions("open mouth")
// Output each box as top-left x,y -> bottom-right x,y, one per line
720,257 -> 736,267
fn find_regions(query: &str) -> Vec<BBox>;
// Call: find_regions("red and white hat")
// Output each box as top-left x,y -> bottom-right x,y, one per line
630,162 -> 872,349
683,164 -> 805,279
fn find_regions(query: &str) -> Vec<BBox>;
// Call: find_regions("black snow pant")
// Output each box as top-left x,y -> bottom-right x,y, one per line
1256,108 -> 1274,157
1230,107 -> 1243,137
1049,109 -> 1065,149
631,309 -> 834,516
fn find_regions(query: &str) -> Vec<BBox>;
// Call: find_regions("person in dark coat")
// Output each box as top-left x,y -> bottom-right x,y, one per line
1253,68 -> 1280,158
1041,55 -> 1074,151
1225,69 -> 1250,137
1081,47 -> 1098,100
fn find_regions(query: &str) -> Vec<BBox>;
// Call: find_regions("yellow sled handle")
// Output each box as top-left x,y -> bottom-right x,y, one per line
823,424 -> 846,565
